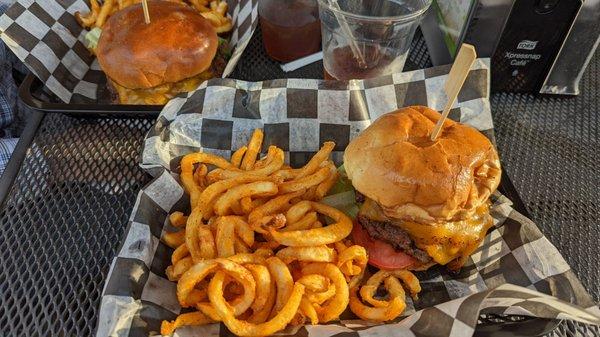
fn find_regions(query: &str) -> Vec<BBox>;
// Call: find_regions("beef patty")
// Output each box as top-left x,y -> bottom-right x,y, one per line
357,214 -> 432,263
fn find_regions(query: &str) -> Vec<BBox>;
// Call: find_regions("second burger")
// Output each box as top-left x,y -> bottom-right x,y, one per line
96,0 -> 230,105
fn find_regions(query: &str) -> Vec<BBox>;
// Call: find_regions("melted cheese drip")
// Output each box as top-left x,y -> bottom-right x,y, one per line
359,199 -> 493,269
111,70 -> 214,105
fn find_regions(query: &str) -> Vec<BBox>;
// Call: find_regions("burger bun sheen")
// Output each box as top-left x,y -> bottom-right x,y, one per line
96,0 -> 218,89
344,106 -> 501,223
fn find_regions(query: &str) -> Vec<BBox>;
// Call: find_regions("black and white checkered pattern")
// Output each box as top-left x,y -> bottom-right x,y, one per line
141,61 -> 494,172
98,61 -> 600,337
0,0 -> 258,103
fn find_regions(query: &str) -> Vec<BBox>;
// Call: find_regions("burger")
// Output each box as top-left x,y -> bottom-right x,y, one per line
96,0 -> 228,105
344,106 -> 502,271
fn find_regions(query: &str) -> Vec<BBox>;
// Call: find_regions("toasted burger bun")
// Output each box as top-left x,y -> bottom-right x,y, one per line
344,106 -> 501,223
96,0 -> 218,89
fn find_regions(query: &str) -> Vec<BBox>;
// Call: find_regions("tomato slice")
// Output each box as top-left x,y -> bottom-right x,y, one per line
351,221 -> 417,270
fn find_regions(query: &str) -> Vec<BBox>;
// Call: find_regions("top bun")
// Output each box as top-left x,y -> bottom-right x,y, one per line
344,106 -> 501,223
96,0 -> 218,89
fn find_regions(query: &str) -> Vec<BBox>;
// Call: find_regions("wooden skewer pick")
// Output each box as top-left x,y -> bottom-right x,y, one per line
430,44 -> 477,141
142,0 -> 151,24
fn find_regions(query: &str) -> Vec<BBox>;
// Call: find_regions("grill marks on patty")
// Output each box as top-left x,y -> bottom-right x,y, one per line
357,214 -> 432,264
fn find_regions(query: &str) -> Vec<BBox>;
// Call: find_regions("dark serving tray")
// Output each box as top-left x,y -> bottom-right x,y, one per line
18,74 -> 162,118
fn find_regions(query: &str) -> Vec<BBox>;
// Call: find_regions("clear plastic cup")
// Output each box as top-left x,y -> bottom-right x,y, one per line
318,0 -> 432,80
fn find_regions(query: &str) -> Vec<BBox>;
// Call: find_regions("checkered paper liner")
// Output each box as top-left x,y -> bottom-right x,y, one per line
97,60 -> 600,337
0,0 -> 258,103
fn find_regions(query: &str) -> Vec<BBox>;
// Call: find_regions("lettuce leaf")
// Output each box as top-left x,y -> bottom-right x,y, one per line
85,27 -> 102,50
321,165 -> 359,218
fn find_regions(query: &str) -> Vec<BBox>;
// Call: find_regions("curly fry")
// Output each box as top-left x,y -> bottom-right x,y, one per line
198,174 -> 278,219
209,270 -> 305,337
274,142 -> 335,180
166,256 -> 193,282
349,283 -> 406,322
169,211 -> 188,228
248,191 -> 303,231
266,257 -> 294,316
94,0 -> 115,28
241,129 -> 264,170
209,146 -> 285,180
301,263 -> 349,322
315,161 -> 339,199
276,246 -> 337,264
349,269 -> 421,322
246,264 -> 271,313
305,283 -> 336,305
231,146 -> 248,168
337,245 -> 368,288
268,202 -> 353,246
186,207 -> 216,262
160,311 -> 215,336
171,243 -> 189,265
181,152 -> 238,208
163,229 -> 186,249
300,298 -> 319,325
75,0 -> 100,28
278,166 -> 331,194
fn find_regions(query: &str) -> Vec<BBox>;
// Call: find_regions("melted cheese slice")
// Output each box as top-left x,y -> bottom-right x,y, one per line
111,70 -> 214,105
359,198 -> 493,269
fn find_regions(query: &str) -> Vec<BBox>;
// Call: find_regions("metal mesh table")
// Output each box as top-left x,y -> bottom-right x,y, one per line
492,58 -> 600,304
1,29 -> 598,337
0,115 -> 153,336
